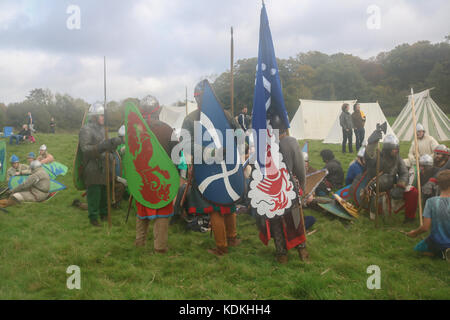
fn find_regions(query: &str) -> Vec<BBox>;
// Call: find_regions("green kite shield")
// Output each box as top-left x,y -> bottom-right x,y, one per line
73,109 -> 88,190
124,102 -> 180,209
9,175 -> 67,193
43,161 -> 68,180
0,141 -> 6,182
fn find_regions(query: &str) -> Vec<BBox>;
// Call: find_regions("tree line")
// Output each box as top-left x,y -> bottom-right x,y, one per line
212,39 -> 450,119
1,38 -> 448,133
0,89 -> 139,133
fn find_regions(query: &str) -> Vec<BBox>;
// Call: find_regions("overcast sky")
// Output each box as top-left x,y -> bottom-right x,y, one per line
0,0 -> 449,105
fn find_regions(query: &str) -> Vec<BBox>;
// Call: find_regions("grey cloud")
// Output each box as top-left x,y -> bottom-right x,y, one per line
0,0 -> 449,104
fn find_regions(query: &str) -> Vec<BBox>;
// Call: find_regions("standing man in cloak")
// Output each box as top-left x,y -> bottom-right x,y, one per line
256,115 -> 310,264
181,80 -> 242,256
249,3 -> 310,264
78,102 -> 121,227
132,95 -> 181,254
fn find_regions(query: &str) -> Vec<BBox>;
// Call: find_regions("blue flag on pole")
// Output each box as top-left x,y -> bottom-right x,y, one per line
248,3 -> 297,218
252,2 -> 290,173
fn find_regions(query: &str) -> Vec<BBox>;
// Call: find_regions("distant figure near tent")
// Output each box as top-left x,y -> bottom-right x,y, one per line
339,103 -> 353,153
352,103 -> 366,151
289,99 -> 356,140
323,102 -> 396,144
392,89 -> 450,142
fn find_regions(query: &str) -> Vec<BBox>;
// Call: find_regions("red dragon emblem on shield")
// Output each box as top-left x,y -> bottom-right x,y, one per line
248,129 -> 296,219
127,112 -> 172,204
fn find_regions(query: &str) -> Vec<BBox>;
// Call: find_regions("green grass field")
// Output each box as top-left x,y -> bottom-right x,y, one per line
0,133 -> 448,300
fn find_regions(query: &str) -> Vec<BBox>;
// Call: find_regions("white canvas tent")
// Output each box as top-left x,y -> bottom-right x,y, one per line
392,89 -> 450,141
289,99 -> 356,140
323,102 -> 396,144
158,101 -> 197,135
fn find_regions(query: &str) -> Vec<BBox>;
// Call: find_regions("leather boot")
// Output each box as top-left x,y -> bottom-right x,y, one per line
90,220 -> 100,227
277,255 -> 288,264
227,237 -> 242,247
298,247 -> 310,261
207,247 -> 228,256
0,198 -> 17,208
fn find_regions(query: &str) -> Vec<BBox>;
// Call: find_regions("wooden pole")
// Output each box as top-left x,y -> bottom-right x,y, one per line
410,88 -> 423,226
104,56 -> 112,229
185,86 -> 188,116
230,26 -> 234,116
375,146 -> 380,228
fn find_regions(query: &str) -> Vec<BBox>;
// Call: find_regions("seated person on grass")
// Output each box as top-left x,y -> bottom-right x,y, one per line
6,155 -> 31,182
37,144 -> 55,164
315,149 -> 344,196
407,169 -> 450,261
0,160 -> 50,208
27,152 -> 36,164
345,147 -> 366,186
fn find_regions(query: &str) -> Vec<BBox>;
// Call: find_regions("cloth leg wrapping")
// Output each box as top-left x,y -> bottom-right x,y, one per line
153,218 -> 169,251
210,211 -> 227,250
270,218 -> 288,256
87,185 -> 101,221
135,217 -> 150,247
224,213 -> 237,240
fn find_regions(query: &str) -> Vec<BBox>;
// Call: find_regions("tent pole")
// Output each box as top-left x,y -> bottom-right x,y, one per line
375,146 -> 380,228
410,88 -> 423,226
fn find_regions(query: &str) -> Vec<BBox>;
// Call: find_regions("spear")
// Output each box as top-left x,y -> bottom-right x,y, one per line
104,56 -> 112,229
375,146 -> 380,228
410,88 -> 423,226
230,26 -> 234,116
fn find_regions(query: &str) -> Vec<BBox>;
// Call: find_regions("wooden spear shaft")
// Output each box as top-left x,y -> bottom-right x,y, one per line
104,56 -> 112,229
375,146 -> 380,228
185,86 -> 188,116
410,88 -> 423,226
230,26 -> 234,116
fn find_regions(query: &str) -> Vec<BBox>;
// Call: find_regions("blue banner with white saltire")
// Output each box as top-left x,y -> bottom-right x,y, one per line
194,80 -> 245,205
252,2 -> 290,173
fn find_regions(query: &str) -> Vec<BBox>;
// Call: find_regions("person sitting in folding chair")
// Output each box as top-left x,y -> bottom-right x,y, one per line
9,125 -> 29,145
0,160 -> 50,207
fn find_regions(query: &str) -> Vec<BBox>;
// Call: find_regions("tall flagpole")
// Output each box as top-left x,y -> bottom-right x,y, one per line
410,88 -> 423,226
230,26 -> 234,116
185,86 -> 188,116
104,56 -> 112,229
